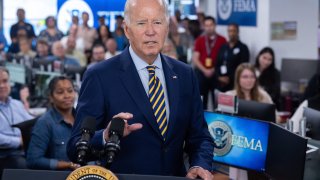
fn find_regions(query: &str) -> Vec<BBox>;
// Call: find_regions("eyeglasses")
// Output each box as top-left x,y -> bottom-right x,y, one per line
240,75 -> 256,79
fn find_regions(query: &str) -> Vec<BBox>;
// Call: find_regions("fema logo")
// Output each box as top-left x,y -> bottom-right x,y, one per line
208,121 -> 233,156
57,0 -> 95,34
217,0 -> 232,20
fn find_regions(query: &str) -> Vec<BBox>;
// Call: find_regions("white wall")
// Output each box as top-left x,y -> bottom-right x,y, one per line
270,0 -> 319,68
198,0 -> 270,63
198,0 -> 215,16
198,0 -> 319,69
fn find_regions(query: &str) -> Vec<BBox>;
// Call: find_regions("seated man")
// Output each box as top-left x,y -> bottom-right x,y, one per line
65,36 -> 87,67
35,39 -> 50,59
48,41 -> 80,72
17,37 -> 36,67
0,67 -> 33,177
104,38 -> 120,60
87,44 -> 106,69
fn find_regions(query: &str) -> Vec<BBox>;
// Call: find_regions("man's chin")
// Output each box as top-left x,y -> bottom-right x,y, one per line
145,49 -> 161,56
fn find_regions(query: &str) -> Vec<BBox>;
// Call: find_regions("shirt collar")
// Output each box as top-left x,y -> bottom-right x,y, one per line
50,107 -> 75,125
129,46 -> 163,71
0,97 -> 12,106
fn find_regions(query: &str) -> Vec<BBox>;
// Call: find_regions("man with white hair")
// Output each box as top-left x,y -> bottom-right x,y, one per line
68,0 -> 213,179
49,41 -> 80,70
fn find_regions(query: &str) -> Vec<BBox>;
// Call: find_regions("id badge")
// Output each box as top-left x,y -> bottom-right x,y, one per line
205,57 -> 212,68
220,65 -> 227,74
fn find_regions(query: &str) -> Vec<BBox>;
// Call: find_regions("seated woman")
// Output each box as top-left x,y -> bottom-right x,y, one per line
226,63 -> 273,103
254,47 -> 281,108
291,74 -> 320,133
226,63 -> 273,180
27,76 -> 80,170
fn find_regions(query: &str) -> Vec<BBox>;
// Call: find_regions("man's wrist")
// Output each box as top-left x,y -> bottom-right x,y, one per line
102,129 -> 108,145
188,166 -> 202,171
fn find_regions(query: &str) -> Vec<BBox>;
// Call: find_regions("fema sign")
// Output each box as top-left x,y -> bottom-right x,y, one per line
217,0 -> 257,26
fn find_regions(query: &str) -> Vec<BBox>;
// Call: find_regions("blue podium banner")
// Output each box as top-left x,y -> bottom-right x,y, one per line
204,111 -> 269,172
217,0 -> 257,26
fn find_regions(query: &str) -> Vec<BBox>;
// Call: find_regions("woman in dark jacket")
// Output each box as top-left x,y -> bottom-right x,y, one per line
255,47 -> 281,109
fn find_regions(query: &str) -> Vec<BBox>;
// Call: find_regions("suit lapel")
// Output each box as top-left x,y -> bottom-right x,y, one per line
118,49 -> 163,140
161,55 -> 180,141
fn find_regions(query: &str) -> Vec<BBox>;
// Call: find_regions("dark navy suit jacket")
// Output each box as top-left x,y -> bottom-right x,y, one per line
67,47 -> 214,176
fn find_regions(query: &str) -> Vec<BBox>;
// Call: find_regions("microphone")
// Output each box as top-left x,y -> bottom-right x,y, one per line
105,118 -> 125,168
76,116 -> 96,166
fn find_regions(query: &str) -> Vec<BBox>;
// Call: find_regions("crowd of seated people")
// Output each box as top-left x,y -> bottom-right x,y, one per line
0,7 -> 319,180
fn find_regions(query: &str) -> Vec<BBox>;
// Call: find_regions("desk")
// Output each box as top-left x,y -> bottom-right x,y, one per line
304,139 -> 320,180
2,169 -> 229,180
2,169 -> 191,180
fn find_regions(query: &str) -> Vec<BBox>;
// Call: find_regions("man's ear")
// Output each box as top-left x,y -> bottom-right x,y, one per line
123,21 -> 130,40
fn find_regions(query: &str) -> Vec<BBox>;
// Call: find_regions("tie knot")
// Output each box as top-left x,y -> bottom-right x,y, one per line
146,65 -> 156,75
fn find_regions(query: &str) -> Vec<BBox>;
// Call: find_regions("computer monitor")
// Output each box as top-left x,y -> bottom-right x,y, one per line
32,58 -> 54,71
205,111 -> 308,180
304,107 -> 320,140
281,58 -> 319,82
237,99 -> 276,123
204,111 -> 270,172
33,70 -> 61,98
63,66 -> 86,80
5,63 -> 26,84
265,122 -> 307,180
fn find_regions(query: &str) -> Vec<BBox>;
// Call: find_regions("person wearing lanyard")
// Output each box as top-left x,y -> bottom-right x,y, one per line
0,67 -> 33,177
192,16 -> 227,110
216,23 -> 250,92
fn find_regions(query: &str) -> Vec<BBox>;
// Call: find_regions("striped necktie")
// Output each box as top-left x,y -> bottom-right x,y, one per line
147,65 -> 168,140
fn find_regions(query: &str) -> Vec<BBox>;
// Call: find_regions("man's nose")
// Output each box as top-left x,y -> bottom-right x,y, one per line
145,23 -> 156,36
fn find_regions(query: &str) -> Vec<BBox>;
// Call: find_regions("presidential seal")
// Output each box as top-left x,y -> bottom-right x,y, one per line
66,165 -> 118,180
208,121 -> 233,156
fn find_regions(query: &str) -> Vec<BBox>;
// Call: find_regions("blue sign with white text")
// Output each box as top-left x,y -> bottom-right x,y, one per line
57,0 -> 126,33
204,111 -> 269,172
217,0 -> 257,26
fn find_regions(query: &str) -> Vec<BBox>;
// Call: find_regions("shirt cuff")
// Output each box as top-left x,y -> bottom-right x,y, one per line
189,166 -> 202,171
102,130 -> 107,145
49,159 -> 58,170
10,136 -> 21,149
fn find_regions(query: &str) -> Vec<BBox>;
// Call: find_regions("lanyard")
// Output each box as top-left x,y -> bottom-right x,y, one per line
0,105 -> 15,132
205,36 -> 217,57
224,50 -> 229,60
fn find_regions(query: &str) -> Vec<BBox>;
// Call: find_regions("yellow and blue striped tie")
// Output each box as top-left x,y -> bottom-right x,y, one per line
147,65 -> 168,140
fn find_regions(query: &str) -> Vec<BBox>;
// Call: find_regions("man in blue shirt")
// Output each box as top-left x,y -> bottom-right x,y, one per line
9,8 -> 35,43
0,67 -> 33,177
48,41 -> 81,72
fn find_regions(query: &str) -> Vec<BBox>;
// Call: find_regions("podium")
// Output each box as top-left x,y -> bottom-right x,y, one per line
2,169 -> 191,180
